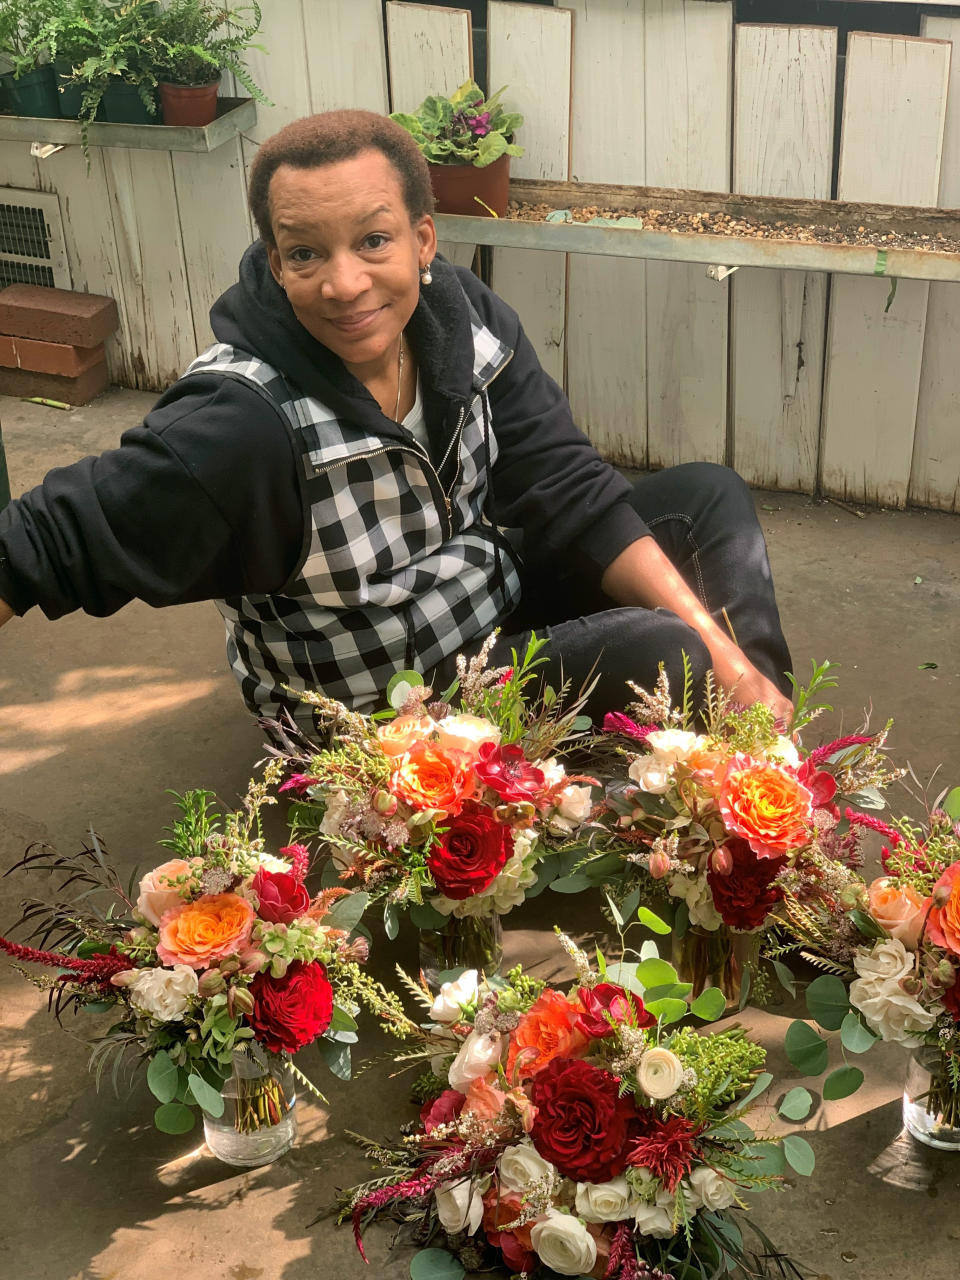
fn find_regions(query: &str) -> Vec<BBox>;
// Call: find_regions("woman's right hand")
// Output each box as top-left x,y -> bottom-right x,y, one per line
709,637 -> 793,726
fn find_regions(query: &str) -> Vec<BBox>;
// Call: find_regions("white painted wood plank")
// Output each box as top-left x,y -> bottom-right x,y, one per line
0,140 -> 40,190
730,25 -> 836,493
302,0 -> 388,114
565,0 -> 647,466
103,149 -> 196,390
912,15 -> 960,512
386,3 -> 473,114
821,34 -> 951,507
172,140 -> 252,353
240,0 -> 313,190
644,0 -> 733,469
488,1 -> 572,383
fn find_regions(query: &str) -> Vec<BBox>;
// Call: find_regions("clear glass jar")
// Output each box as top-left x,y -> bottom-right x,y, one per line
902,1045 -> 960,1151
203,1047 -> 297,1167
671,925 -> 759,1006
418,911 -> 503,993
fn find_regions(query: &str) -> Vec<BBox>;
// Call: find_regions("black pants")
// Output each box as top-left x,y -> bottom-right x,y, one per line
437,463 -> 792,720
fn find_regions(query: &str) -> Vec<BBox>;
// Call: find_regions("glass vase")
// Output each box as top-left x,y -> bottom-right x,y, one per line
671,925 -> 759,1006
203,1046 -> 297,1167
902,1045 -> 960,1151
419,911 -> 503,993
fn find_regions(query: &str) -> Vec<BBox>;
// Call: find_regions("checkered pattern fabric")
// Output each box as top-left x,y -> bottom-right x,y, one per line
185,310 -> 522,725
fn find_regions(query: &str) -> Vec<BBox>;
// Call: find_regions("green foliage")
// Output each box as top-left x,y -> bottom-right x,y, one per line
783,1020 -> 829,1075
390,79 -> 524,168
150,0 -> 269,98
804,973 -> 850,1031
409,1250 -> 465,1280
822,1065 -> 864,1100
0,0 -> 57,77
778,1086 -> 813,1121
159,788 -> 221,859
786,657 -> 839,733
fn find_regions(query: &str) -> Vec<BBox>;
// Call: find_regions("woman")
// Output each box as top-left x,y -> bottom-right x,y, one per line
0,110 -> 792,730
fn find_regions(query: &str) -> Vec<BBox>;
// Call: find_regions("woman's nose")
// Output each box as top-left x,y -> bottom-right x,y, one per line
320,253 -> 371,301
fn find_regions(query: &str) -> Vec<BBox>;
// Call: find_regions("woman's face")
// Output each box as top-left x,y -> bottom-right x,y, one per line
265,149 -> 436,376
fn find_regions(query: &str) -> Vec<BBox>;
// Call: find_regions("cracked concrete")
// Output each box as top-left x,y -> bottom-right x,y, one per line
0,389 -> 958,1280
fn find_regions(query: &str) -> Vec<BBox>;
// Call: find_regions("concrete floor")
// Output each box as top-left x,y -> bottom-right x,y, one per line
0,388 -> 958,1280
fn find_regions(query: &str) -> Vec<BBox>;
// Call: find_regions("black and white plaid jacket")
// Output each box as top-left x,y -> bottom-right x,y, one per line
186,303 -> 523,723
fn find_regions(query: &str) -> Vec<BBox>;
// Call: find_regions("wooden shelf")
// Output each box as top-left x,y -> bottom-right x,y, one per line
434,178 -> 960,283
0,96 -> 256,154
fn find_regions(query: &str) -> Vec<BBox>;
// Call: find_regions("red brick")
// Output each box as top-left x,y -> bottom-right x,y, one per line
0,285 -> 119,348
0,335 -> 106,377
0,361 -> 110,406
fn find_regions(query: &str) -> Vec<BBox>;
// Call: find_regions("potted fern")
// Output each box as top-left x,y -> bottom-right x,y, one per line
36,0 -> 110,119
0,0 -> 60,119
390,79 -> 523,217
152,0 -> 269,127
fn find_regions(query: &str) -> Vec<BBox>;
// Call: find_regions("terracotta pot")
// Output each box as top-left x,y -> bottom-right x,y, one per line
159,79 -> 220,127
428,153 -> 510,217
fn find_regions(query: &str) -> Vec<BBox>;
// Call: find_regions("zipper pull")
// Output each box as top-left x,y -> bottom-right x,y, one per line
444,495 -> 452,518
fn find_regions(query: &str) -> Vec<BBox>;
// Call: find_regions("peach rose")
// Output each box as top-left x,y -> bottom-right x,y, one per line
506,989 -> 589,1082
376,715 -> 436,757
156,892 -> 255,969
391,741 -> 477,816
717,754 -> 813,858
136,858 -> 201,926
435,713 -> 501,760
462,1076 -> 509,1123
926,861 -> 960,957
868,877 -> 927,950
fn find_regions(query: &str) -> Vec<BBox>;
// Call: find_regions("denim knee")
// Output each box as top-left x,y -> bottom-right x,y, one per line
673,461 -> 753,515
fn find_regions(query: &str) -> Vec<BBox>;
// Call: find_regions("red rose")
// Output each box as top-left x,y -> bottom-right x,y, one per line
420,1089 -> 465,1132
475,741 -> 546,804
530,1057 -> 637,1182
248,960 -> 333,1054
575,982 -> 656,1039
251,868 -> 311,924
427,803 -> 512,899
707,838 -> 786,931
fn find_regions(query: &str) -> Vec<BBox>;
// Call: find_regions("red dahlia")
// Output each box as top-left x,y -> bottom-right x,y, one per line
627,1111 -> 702,1193
475,741 -> 546,804
706,837 -> 786,931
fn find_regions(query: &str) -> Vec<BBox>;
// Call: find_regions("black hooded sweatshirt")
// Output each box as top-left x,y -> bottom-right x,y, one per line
0,247 -> 649,621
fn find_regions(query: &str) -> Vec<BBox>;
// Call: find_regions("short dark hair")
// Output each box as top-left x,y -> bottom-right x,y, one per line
248,110 -> 434,245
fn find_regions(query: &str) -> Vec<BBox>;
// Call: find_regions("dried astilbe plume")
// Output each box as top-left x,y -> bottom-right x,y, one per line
455,630 -> 511,709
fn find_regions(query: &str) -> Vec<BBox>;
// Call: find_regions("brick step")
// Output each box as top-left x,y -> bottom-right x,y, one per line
0,285 -> 119,348
0,334 -> 106,377
0,363 -> 109,406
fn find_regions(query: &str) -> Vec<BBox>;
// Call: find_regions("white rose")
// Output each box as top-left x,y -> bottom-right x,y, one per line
628,755 -> 673,793
849,947 -> 938,1046
853,937 -> 913,984
767,735 -> 801,768
686,1167 -> 736,1211
556,784 -> 593,826
435,1176 -> 483,1234
499,1140 -> 558,1193
530,1210 -> 598,1276
538,757 -> 566,788
575,1176 -> 639,1223
253,852 -> 293,874
128,965 -> 198,1021
668,873 -> 723,930
634,1189 -> 678,1239
639,1047 -> 686,1100
646,730 -> 700,763
435,714 -> 501,758
320,789 -> 351,839
447,1029 -> 503,1093
429,970 -> 480,1024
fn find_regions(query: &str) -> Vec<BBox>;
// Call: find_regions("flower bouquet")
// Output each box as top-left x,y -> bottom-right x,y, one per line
0,766 -> 389,1166
340,930 -> 813,1280
572,661 -> 900,1004
267,636 -> 597,987
773,784 -> 960,1150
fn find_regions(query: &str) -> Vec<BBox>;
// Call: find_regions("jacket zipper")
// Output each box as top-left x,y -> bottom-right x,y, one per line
313,442 -> 454,538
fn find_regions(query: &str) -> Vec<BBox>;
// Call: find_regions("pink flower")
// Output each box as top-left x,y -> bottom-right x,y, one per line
278,773 -> 318,795
475,741 -> 545,804
136,858 -> 200,926
602,712 -> 660,743
251,868 -> 311,924
420,1089 -> 466,1133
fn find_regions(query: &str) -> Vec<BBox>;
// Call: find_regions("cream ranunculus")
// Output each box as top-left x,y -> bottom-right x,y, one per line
767,735 -> 801,769
646,729 -> 701,763
628,754 -> 673,794
127,964 -> 198,1021
530,1209 -> 598,1276
320,789 -> 351,839
499,1139 -> 558,1193
634,1189 -> 678,1238
686,1166 -> 737,1211
136,859 -> 198,926
435,1176 -> 484,1234
575,1176 -> 639,1223
429,970 -> 480,1024
447,1029 -> 503,1093
849,938 -> 938,1045
638,1047 -> 685,1100
668,872 -> 723,930
435,713 -> 501,760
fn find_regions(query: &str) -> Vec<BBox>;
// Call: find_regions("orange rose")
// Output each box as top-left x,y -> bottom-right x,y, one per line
462,1076 -> 509,1123
156,893 -> 255,969
926,861 -> 960,957
868,877 -> 927,950
376,715 -> 436,758
506,989 -> 589,1082
391,740 -> 477,816
717,754 -> 813,859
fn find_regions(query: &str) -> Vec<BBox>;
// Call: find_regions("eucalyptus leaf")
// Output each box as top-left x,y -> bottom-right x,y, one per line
605,892 -> 624,929
187,1072 -> 225,1118
319,1038 -> 352,1081
383,901 -> 400,941
525,858 -> 561,899
604,962 -> 641,994
637,905 -> 672,935
324,891 -> 369,934
690,987 -> 726,1022
805,974 -> 850,1031
635,957 -> 678,989
154,1101 -> 195,1135
549,872 -> 593,894
847,909 -> 888,940
840,1010 -> 878,1054
642,982 -> 693,1002
770,959 -> 797,998
146,1050 -> 179,1104
644,997 -> 688,1025
409,1248 -> 466,1280
778,1087 -> 813,1121
620,887 -> 642,919
739,1070 -> 773,1107
784,1020 -> 829,1076
408,901 -> 449,929
782,1134 -> 816,1176
639,939 -> 661,961
944,786 -> 960,820
822,1065 -> 864,1100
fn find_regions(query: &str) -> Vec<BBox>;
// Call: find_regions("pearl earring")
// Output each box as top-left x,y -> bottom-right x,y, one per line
420,263 -> 433,286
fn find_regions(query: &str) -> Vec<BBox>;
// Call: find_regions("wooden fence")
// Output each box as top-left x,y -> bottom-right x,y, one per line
1,0 -> 959,513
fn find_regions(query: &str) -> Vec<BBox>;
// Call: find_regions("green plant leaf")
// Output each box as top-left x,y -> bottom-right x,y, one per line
778,1087 -> 813,1121
784,1020 -> 829,1075
408,901 -> 449,929
549,872 -> 593,894
604,962 -> 641,994
782,1134 -> 816,1176
635,957 -> 678,989
642,982 -> 693,1002
637,905 -> 672,934
739,1070 -> 773,1107
690,987 -> 727,1022
409,1248 -> 466,1280
644,997 -> 688,1025
154,1101 -> 195,1135
186,1072 -> 224,1118
329,1006 -> 359,1035
822,1065 -> 864,1101
146,1050 -> 179,1104
605,891 -> 624,929
770,959 -> 797,997
944,787 -> 960,820
840,1010 -> 878,1054
319,1038 -> 352,1081
323,892 -> 369,934
740,1141 -> 786,1175
387,670 -> 423,710
639,939 -> 661,961
383,901 -> 400,941
524,857 -> 561,899
805,974 -> 850,1031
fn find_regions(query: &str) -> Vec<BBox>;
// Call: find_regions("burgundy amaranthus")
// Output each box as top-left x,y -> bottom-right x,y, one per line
0,936 -> 135,990
351,1150 -> 475,1262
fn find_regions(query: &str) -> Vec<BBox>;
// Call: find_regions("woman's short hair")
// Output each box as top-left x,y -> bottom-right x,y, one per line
248,109 -> 434,244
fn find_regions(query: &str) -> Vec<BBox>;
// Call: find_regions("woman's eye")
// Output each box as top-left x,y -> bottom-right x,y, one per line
363,233 -> 389,250
290,247 -> 315,263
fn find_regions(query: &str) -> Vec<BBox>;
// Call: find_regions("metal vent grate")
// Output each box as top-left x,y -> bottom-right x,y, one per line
0,189 -> 71,291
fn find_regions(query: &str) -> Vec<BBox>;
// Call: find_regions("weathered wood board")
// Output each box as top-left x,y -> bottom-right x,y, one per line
730,24 -> 836,493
